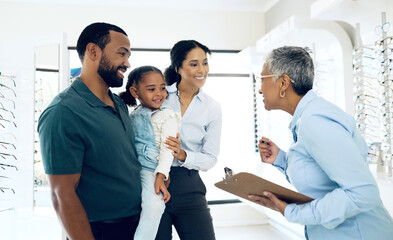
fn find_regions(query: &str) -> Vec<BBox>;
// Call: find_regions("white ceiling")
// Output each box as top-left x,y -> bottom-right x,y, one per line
0,0 -> 280,12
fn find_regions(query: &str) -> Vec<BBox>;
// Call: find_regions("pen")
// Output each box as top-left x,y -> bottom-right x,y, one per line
260,140 -> 268,144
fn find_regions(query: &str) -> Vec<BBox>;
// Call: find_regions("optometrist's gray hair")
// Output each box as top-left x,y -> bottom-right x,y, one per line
265,46 -> 314,95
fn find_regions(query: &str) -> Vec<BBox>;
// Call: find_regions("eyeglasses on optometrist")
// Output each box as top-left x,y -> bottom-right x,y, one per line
254,74 -> 294,84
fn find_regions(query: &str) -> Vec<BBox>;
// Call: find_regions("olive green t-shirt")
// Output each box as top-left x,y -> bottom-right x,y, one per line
38,78 -> 141,221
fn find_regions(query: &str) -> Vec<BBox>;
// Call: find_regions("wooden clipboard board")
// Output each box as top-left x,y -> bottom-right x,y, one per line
215,172 -> 313,204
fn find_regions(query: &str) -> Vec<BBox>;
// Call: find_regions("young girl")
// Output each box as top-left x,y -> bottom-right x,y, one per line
119,66 -> 180,240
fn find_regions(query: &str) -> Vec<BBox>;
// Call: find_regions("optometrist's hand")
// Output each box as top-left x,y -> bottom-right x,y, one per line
258,137 -> 279,164
166,132 -> 186,161
248,191 -> 287,216
155,173 -> 171,203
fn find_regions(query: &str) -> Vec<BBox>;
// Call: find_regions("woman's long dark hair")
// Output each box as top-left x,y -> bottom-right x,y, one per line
164,40 -> 211,88
119,66 -> 163,107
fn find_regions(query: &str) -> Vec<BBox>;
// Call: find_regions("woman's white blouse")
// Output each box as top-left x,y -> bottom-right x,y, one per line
163,83 -> 222,171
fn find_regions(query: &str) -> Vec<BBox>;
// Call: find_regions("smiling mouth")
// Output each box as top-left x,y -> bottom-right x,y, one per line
117,69 -> 126,78
195,76 -> 205,80
117,67 -> 127,77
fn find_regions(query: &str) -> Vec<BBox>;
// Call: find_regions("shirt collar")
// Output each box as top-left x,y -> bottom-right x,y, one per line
289,90 -> 317,131
167,83 -> 205,102
71,77 -> 117,107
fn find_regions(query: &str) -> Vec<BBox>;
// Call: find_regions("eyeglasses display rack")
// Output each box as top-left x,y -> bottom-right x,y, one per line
353,12 -> 393,177
0,72 -> 17,212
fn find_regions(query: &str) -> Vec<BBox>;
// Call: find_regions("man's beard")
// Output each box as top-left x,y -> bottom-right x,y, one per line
97,54 -> 126,88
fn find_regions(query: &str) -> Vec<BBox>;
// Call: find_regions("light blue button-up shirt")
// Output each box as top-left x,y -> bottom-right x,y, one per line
163,83 -> 222,171
274,90 -> 393,240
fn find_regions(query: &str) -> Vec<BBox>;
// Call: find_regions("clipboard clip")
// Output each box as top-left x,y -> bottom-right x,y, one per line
223,167 -> 233,180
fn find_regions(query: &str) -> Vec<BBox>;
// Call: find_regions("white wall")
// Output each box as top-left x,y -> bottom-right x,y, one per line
265,0 -> 316,32
0,2 -> 265,50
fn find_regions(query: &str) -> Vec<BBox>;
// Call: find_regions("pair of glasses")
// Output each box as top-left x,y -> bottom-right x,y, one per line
354,94 -> 380,101
0,97 -> 15,109
375,22 -> 391,35
378,47 -> 393,57
0,107 -> 15,119
353,87 -> 380,96
254,74 -> 294,84
376,36 -> 393,46
0,141 -> 16,150
0,163 -> 18,171
0,152 -> 17,160
0,73 -> 16,87
0,187 -> 15,194
0,118 -> 17,128
354,84 -> 380,93
356,102 -> 380,111
0,84 -> 16,97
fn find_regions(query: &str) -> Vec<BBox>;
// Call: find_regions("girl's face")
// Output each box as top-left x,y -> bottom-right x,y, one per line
178,47 -> 209,89
130,72 -> 167,110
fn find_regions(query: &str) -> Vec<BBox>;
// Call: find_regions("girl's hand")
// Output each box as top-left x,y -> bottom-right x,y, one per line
155,173 -> 171,203
248,191 -> 287,216
258,137 -> 279,164
165,132 -> 186,161
164,175 -> 170,188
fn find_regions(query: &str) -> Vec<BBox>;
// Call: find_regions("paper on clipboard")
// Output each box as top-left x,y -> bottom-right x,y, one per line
214,172 -> 313,204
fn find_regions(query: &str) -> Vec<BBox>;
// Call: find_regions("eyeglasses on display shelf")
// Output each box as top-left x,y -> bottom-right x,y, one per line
355,12 -> 393,177
0,71 -> 17,212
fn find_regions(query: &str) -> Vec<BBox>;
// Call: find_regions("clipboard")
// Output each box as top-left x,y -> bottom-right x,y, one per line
215,172 -> 313,204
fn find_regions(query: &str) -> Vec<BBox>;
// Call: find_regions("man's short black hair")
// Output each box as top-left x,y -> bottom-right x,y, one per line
76,22 -> 127,62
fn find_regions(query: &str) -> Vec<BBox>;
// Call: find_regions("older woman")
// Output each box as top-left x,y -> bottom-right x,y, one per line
249,46 -> 393,239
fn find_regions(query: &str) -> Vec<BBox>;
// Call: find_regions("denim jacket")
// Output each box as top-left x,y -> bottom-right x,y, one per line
130,106 -> 160,172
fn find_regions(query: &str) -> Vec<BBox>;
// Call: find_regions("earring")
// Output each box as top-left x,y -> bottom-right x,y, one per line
280,90 -> 285,98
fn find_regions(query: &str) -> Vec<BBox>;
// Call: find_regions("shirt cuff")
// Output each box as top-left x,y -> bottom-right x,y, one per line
153,168 -> 169,180
178,149 -> 193,169
284,202 -> 315,225
273,149 -> 287,172
284,203 -> 296,222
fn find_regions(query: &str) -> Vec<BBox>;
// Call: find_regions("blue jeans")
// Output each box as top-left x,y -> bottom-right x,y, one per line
134,169 -> 166,240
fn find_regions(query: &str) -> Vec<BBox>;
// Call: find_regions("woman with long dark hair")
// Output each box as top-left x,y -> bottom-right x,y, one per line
156,40 -> 222,240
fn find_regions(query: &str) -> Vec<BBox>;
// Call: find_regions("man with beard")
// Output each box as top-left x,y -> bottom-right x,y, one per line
38,22 -> 141,240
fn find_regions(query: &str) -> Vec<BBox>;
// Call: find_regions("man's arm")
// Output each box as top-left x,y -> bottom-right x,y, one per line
48,174 -> 95,240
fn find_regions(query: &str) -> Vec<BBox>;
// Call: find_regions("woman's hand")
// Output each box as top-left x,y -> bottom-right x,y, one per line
155,173 -> 171,203
258,137 -> 279,164
165,132 -> 186,161
248,192 -> 288,216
